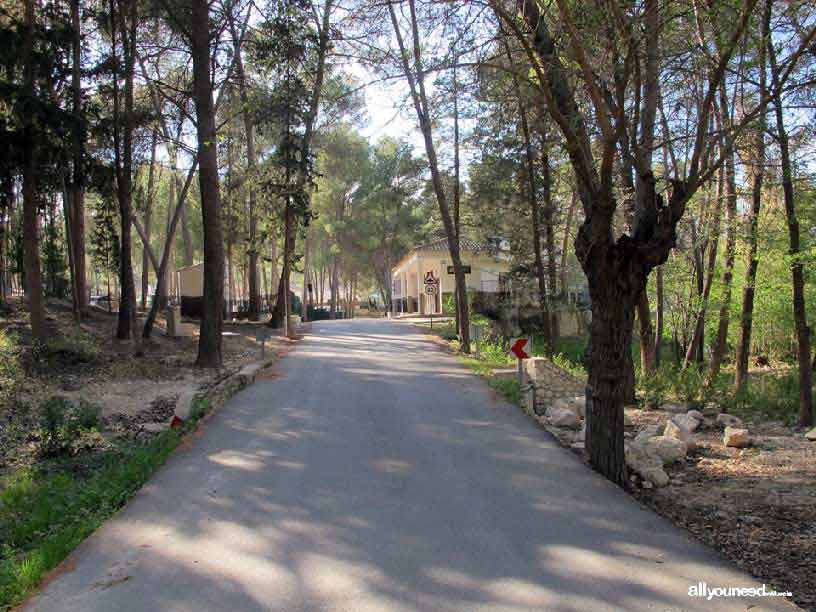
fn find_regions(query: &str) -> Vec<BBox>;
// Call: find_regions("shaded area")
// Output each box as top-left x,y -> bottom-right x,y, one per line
25,319 -> 792,611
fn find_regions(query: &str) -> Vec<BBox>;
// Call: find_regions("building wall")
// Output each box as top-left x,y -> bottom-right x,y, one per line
178,264 -> 204,298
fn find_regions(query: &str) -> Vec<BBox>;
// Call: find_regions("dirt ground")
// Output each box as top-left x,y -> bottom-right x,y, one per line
624,406 -> 816,610
0,297 -> 293,473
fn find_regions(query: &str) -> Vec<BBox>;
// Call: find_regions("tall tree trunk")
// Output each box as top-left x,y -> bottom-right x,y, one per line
270,233 -> 279,302
541,146 -> 559,341
191,0 -> 224,366
229,14 -> 260,320
139,162 -> 196,338
559,190 -> 576,296
180,205 -> 194,266
330,257 -> 338,318
140,129 -> 158,310
684,169 -> 724,368
22,0 -> 45,342
70,0 -> 87,312
389,0 -> 470,351
111,0 -> 137,341
226,239 -> 234,319
452,60 -> 461,336
504,36 -> 552,353
768,26 -> 813,426
270,202 -> 295,329
301,227 -> 310,321
708,124 -> 739,382
734,8 -> 769,392
654,266 -> 664,367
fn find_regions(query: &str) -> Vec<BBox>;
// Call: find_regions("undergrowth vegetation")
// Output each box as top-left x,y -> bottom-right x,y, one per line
0,386 -> 218,610
426,319 -> 807,425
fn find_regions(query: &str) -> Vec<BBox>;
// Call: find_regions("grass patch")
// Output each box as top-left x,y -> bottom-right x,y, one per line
0,381 -> 230,611
0,431 -> 181,610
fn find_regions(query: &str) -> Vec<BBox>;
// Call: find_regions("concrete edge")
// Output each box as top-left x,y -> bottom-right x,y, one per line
173,358 -> 277,423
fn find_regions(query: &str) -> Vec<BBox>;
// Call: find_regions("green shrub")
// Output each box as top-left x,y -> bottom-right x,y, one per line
37,397 -> 101,458
41,329 -> 100,366
551,352 -> 587,380
0,331 -> 23,400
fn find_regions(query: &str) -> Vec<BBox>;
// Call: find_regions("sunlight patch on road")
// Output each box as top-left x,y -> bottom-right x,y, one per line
207,450 -> 266,472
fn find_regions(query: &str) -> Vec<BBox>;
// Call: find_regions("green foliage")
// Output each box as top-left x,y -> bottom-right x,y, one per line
37,396 -> 101,458
34,328 -> 100,370
0,430 -> 181,610
0,331 -> 23,402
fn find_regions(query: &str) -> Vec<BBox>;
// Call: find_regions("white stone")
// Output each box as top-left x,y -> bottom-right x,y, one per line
173,388 -> 200,420
686,410 -> 705,421
662,402 -> 687,414
806,428 -> 816,442
546,407 -> 582,428
634,424 -> 661,444
645,436 -> 688,464
723,426 -> 752,448
552,396 -> 585,418
716,413 -> 743,429
673,413 -> 701,433
625,442 -> 670,487
664,420 -> 695,448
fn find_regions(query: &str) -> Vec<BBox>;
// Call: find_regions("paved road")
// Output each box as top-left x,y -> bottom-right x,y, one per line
26,319 -> 794,611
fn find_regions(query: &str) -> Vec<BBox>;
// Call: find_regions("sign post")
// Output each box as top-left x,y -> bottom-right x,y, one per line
509,337 -> 530,385
256,327 -> 270,358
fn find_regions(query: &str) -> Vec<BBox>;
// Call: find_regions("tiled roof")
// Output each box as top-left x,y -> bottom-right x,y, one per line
413,237 -> 501,254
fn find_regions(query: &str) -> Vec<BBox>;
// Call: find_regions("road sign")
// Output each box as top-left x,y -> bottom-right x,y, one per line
510,337 -> 530,360
424,271 -> 437,285
425,284 -> 438,295
447,265 -> 471,274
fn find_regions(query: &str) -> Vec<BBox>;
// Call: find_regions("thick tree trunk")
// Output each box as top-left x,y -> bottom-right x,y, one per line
768,32 -> 813,427
191,0 -> 225,367
584,268 -> 635,488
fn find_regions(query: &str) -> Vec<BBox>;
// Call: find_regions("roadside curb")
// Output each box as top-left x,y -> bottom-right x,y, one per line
173,359 -> 277,424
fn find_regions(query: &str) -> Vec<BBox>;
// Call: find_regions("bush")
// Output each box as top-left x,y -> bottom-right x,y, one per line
33,329 -> 100,370
37,397 -> 101,458
0,330 -> 23,400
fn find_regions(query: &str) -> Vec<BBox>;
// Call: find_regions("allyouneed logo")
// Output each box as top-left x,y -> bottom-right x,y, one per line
688,582 -> 792,601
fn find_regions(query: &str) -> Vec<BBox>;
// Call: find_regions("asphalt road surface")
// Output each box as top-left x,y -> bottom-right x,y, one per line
25,319 -> 795,611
